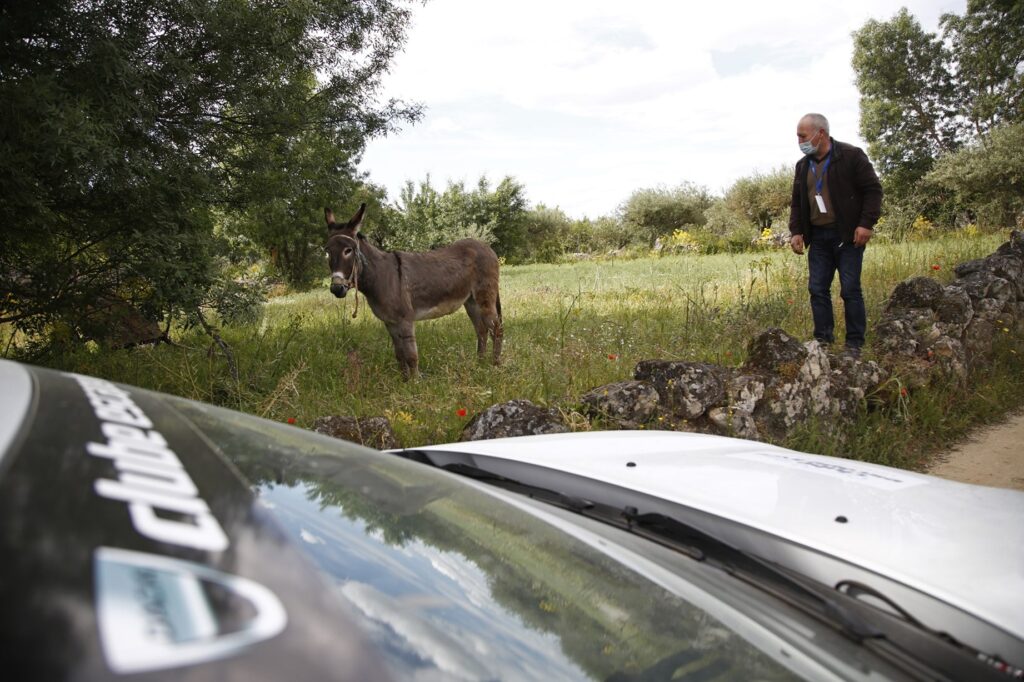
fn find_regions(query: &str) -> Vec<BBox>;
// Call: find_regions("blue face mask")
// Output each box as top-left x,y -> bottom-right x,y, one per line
799,130 -> 821,156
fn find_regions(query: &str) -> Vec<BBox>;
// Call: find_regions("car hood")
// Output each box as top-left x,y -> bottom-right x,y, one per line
402,431 -> 1024,655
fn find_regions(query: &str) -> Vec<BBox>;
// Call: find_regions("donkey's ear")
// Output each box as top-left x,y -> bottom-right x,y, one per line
325,207 -> 337,230
347,203 -> 366,232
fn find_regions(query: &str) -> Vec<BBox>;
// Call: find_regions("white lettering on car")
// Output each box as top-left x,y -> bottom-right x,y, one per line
68,375 -> 230,552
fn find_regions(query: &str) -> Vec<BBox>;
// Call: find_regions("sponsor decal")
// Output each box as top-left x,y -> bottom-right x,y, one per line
94,547 -> 287,674
68,374 -> 229,552
735,450 -> 925,490
62,374 -> 292,672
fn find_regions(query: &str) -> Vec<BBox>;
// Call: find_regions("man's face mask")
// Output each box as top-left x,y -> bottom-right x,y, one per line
799,129 -> 822,156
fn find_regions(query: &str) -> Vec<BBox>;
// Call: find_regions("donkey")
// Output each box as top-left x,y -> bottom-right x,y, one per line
326,203 -> 503,379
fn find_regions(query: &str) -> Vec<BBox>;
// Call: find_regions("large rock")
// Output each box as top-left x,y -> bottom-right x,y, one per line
580,381 -> 659,428
995,230 -> 1024,260
955,254 -> 1024,300
313,415 -> 399,450
935,286 -> 973,333
707,406 -> 760,440
461,400 -> 569,441
833,354 -> 890,401
874,314 -> 927,358
743,328 -> 807,375
885,277 -> 945,312
633,360 -> 730,419
728,374 -> 768,414
929,336 -> 968,379
949,270 -> 1014,306
743,341 -> 890,440
963,317 -> 998,359
753,341 -> 831,438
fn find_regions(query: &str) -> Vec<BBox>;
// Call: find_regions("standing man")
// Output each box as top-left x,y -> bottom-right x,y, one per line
788,113 -> 882,357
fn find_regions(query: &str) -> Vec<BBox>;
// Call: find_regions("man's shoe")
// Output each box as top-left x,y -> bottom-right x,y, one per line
843,345 -> 862,359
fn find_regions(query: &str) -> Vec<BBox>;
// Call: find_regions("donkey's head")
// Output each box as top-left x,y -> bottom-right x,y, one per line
325,203 -> 366,298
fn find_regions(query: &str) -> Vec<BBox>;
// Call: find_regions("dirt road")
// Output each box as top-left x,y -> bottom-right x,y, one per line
927,408 -> 1024,491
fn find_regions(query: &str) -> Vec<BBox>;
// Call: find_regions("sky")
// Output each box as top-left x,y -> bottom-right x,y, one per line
359,0 -> 966,219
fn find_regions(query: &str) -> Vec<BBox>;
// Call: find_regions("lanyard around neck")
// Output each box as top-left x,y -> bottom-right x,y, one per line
809,151 -> 832,195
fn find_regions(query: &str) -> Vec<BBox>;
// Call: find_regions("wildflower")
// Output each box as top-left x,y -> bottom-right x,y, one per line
286,417 -> 296,425
456,408 -> 467,417
931,264 -> 940,270
607,353 -> 619,360
900,387 -> 908,397
1004,328 -> 1011,333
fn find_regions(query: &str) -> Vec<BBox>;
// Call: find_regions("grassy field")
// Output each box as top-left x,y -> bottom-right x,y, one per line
25,231 -> 1024,468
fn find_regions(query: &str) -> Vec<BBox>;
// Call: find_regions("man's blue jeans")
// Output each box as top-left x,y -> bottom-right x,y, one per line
807,228 -> 866,348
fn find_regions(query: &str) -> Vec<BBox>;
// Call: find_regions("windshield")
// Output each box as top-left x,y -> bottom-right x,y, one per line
169,398 -> 833,681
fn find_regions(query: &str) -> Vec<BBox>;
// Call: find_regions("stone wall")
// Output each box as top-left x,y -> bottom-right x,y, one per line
461,230 -> 1024,444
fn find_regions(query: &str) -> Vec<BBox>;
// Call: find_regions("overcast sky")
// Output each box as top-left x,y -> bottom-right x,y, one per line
359,0 -> 965,219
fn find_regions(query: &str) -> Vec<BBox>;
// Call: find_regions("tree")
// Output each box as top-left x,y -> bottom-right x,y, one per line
924,121 -> 1024,228
521,206 -> 573,263
0,0 -> 420,347
387,175 -> 530,261
851,2 -> 1024,202
618,182 -> 713,247
223,125 -> 370,289
389,175 -> 466,249
721,167 -> 791,231
484,177 -> 530,261
941,0 -> 1024,139
851,8 -> 958,199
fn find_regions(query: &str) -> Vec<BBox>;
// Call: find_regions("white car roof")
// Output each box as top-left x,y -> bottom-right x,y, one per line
409,430 -> 1024,650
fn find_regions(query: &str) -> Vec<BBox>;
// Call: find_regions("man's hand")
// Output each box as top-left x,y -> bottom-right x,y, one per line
790,234 -> 805,255
853,226 -> 873,247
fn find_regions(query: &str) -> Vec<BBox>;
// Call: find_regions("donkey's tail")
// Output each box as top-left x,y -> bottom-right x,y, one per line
496,292 -> 502,319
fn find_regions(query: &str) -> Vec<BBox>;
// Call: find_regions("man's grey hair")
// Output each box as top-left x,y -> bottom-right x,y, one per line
802,113 -> 830,134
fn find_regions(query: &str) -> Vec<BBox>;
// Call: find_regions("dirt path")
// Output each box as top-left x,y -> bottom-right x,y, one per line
927,408 -> 1024,491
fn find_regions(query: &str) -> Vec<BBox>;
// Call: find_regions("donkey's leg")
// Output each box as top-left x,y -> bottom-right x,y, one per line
463,297 -> 489,357
473,291 -> 502,366
386,320 -> 419,380
489,302 -> 503,365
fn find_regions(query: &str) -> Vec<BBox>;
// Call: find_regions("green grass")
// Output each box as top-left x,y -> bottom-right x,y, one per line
21,231 -> 1024,468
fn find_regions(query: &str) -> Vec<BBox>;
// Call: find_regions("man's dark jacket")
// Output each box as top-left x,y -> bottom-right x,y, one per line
788,138 -> 883,245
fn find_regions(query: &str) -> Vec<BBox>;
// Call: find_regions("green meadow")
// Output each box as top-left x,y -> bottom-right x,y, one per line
32,231 -> 1024,468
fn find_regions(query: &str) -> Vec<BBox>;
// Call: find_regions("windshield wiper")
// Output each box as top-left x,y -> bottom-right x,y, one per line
396,451 -> 1016,681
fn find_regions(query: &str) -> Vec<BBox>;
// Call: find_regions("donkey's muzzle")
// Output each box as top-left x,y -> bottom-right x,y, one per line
330,273 -> 351,297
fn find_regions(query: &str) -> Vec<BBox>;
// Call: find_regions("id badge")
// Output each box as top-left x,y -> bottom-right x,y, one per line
814,194 -> 827,213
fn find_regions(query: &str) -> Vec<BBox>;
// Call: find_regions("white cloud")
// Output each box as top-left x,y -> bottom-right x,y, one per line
361,0 -> 966,218
299,528 -> 325,545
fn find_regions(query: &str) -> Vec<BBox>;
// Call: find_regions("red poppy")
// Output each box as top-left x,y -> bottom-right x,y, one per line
286,417 -> 296,424
931,264 -> 941,270
900,387 -> 908,397
607,354 -> 619,360
456,408 -> 467,417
